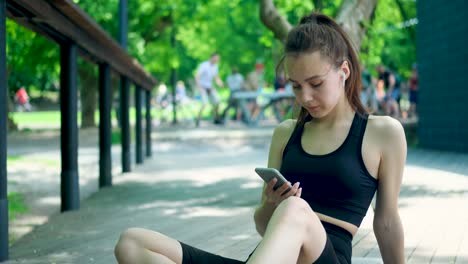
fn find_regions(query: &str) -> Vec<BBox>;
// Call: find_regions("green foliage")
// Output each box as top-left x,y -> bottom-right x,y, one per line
73,0 -> 286,88
7,0 -> 416,101
6,20 -> 59,96
360,0 -> 417,79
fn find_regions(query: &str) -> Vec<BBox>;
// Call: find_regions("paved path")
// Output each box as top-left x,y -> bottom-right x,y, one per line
4,123 -> 468,263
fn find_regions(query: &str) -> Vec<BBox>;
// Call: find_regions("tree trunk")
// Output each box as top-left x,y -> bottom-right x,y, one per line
335,0 -> 378,49
7,95 -> 17,131
313,0 -> 324,11
259,0 -> 292,42
111,71 -> 120,128
78,63 -> 97,128
259,0 -> 377,49
6,67 -> 18,131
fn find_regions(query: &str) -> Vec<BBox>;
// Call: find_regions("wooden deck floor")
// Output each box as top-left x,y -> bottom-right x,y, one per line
3,143 -> 468,264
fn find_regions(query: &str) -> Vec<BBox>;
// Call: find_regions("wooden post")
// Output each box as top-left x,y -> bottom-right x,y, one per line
145,90 -> 152,157
120,76 -> 131,172
135,85 -> 143,164
60,43 -> 80,212
99,63 -> 112,187
119,0 -> 130,172
0,0 -> 8,260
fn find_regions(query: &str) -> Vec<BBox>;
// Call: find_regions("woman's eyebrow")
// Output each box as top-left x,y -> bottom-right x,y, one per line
288,74 -> 324,83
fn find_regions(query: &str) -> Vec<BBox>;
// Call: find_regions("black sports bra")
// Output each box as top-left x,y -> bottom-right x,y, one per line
280,113 -> 378,227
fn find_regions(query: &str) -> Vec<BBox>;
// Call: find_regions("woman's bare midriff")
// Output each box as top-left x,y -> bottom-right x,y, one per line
316,212 -> 358,237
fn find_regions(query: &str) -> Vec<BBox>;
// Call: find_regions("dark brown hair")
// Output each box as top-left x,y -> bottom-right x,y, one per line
278,12 -> 367,128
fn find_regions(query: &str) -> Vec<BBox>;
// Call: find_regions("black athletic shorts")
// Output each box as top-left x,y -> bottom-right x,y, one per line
313,221 -> 352,264
180,241 -> 244,264
179,221 -> 352,264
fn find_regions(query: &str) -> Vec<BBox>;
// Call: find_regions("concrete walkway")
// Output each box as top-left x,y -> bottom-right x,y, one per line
4,122 -> 468,263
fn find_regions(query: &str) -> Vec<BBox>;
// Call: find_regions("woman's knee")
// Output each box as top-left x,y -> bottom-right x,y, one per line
278,197 -> 310,213
275,197 -> 320,229
114,228 -> 147,262
117,228 -> 146,244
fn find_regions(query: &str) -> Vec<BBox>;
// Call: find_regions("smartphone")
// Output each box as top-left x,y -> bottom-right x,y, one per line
254,167 -> 291,193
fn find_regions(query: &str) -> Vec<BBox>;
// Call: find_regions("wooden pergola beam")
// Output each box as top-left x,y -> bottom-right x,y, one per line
6,0 -> 156,90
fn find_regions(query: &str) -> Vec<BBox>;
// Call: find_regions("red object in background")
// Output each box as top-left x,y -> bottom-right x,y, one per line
255,62 -> 264,71
15,87 -> 28,104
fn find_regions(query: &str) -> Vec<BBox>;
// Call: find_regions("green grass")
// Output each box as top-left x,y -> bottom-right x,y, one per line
10,87 -> 280,127
11,108 -> 158,126
7,155 -> 21,162
10,110 -> 121,126
8,192 -> 28,245
7,155 -> 60,167
8,192 -> 28,221
10,111 -> 61,125
111,129 -> 121,145
9,88 -> 292,130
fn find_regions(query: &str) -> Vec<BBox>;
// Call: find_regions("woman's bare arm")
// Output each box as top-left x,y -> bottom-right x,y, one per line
253,120 -> 295,236
372,117 -> 407,263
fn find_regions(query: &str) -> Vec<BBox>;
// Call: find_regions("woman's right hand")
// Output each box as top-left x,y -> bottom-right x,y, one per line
264,178 -> 302,207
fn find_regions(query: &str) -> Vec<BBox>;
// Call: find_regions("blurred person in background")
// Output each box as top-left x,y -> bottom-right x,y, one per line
194,53 -> 224,127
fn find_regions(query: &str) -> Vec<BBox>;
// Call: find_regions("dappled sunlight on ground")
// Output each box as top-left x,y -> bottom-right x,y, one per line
404,165 -> 467,193
178,206 -> 252,219
240,181 -> 263,189
36,196 -> 60,206
6,129 -> 468,263
116,164 -> 263,187
133,194 -> 229,211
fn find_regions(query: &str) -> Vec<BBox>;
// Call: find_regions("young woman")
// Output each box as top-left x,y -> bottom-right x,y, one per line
114,12 -> 406,264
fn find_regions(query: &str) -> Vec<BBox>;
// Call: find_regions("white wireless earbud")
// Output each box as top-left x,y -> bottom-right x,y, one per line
341,71 -> 346,87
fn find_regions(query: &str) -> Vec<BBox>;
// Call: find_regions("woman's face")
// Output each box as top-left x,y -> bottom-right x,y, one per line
286,52 -> 346,118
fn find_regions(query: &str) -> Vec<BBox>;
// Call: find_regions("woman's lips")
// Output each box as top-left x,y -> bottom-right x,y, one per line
306,106 -> 320,111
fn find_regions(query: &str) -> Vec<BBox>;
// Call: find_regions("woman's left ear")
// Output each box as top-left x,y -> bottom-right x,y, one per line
340,61 -> 350,80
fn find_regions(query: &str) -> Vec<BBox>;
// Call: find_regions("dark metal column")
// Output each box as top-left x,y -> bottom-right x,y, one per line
118,0 -> 128,50
60,43 -> 80,212
120,76 -> 131,172
99,63 -> 112,187
145,90 -> 152,157
119,0 -> 130,172
0,0 -> 8,260
135,85 -> 143,164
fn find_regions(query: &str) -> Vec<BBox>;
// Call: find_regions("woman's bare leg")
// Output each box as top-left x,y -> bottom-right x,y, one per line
115,228 -> 183,264
247,197 -> 327,264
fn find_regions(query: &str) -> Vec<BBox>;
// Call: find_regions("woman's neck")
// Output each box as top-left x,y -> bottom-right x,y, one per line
310,97 -> 355,129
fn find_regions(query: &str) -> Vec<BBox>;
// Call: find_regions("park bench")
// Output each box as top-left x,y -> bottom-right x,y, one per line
227,90 -> 295,125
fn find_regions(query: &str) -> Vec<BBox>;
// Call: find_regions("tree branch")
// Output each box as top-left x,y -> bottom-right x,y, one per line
259,0 -> 377,49
336,0 -> 378,49
259,0 -> 292,42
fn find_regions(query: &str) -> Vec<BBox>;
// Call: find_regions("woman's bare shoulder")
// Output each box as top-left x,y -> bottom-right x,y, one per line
367,115 -> 404,132
366,115 -> 406,149
274,119 -> 297,135
271,119 -> 297,144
